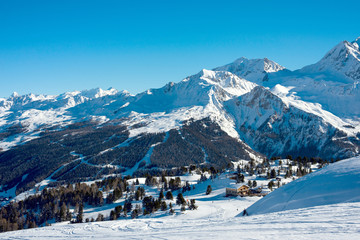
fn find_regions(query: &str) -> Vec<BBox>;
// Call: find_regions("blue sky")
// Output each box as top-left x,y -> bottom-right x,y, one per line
0,0 -> 359,98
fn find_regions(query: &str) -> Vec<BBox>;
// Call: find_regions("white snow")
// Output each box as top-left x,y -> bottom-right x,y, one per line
213,57 -> 285,85
246,156 -> 360,215
1,202 -> 360,239
2,157 -> 360,239
1,41 -> 360,159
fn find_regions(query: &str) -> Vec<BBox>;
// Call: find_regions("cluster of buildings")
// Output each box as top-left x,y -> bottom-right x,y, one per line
225,185 -> 269,197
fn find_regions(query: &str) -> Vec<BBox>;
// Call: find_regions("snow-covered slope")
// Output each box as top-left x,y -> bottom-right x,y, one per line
216,38 -> 360,119
0,70 -> 265,194
0,87 -> 128,151
3,64 -> 358,160
225,86 -> 359,159
1,163 -> 360,239
113,69 -> 257,138
1,56 -> 360,160
1,202 -> 360,239
246,156 -> 360,215
274,38 -> 360,118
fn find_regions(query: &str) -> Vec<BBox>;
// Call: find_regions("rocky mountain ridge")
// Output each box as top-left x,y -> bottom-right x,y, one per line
0,37 -> 359,194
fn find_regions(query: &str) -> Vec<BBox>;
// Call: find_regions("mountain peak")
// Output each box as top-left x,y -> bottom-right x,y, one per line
213,57 -> 285,84
199,68 -> 215,77
352,37 -> 360,50
300,38 -> 360,81
322,40 -> 359,61
10,92 -> 19,99
78,87 -> 119,99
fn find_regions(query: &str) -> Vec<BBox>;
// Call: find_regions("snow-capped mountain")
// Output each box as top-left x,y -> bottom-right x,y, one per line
225,86 -> 358,159
300,38 -> 360,82
0,37 -> 360,195
217,39 -> 360,119
213,57 -> 286,85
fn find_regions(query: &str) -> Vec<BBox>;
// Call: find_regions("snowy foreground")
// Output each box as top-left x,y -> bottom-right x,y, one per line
2,202 -> 360,239
247,156 -> 360,215
2,157 -> 360,239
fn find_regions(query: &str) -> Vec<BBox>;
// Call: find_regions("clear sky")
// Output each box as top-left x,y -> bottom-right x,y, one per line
0,0 -> 359,98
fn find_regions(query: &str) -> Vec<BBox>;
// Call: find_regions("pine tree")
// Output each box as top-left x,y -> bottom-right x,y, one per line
268,181 -> 274,191
270,169 -> 277,178
94,191 -> 104,206
66,206 -> 71,221
115,205 -> 122,218
176,193 -> 186,205
159,189 -> 164,200
189,199 -> 197,210
161,201 -> 167,211
180,204 -> 186,212
135,189 -> 141,201
206,185 -> 212,195
165,191 -> 173,200
131,209 -> 139,219
110,210 -> 116,220
113,187 -> 123,201
28,220 -> 37,229
60,202 -> 67,222
124,200 -> 133,213
76,203 -> 83,223
163,177 -> 168,190
96,213 -> 104,221
106,193 -> 114,204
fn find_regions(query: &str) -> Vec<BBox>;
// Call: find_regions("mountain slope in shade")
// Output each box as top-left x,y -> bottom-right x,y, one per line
246,156 -> 360,215
225,86 -> 359,160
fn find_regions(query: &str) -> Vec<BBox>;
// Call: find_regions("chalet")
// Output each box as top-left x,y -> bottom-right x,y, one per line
226,185 -> 269,197
226,185 -> 250,197
226,188 -> 238,196
249,187 -> 262,195
228,174 -> 238,180
249,187 -> 268,197
238,185 -> 250,196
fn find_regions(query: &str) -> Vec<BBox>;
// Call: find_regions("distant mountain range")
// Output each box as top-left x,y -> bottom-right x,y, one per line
0,37 -> 359,194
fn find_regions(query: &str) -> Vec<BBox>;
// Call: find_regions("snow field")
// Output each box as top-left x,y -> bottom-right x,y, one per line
2,202 -> 360,239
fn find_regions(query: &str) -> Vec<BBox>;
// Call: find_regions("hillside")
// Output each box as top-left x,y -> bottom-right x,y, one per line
246,156 -> 360,215
2,156 -> 359,239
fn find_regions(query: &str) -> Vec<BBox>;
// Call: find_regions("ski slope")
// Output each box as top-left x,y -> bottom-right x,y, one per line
1,202 -> 360,239
247,156 -> 360,215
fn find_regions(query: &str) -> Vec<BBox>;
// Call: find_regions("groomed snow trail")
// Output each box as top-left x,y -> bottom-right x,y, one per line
2,202 -> 360,239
